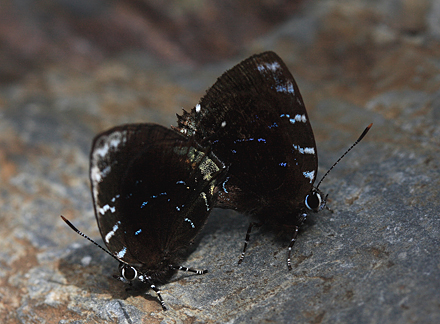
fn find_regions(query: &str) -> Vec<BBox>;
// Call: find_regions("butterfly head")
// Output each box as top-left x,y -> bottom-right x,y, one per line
305,123 -> 373,214
117,262 -> 141,282
304,187 -> 327,213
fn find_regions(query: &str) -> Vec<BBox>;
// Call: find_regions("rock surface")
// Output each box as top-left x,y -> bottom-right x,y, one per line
0,0 -> 439,323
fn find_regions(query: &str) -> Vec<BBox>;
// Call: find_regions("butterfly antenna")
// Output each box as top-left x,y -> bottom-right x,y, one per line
60,215 -> 119,261
316,123 -> 372,189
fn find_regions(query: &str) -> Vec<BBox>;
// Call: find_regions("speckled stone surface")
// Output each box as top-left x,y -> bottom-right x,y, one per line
1,0 -> 439,323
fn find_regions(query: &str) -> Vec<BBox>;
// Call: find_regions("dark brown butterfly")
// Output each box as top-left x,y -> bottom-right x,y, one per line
62,52 -> 370,312
173,51 -> 371,269
62,124 -> 227,310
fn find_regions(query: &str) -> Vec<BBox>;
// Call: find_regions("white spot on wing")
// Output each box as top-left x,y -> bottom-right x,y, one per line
289,114 -> 307,124
105,221 -> 121,243
90,130 -> 128,205
195,104 -> 201,113
303,171 -> 315,183
275,80 -> 294,94
292,144 -> 315,155
257,62 -> 281,73
221,121 -> 227,127
90,165 -> 102,184
116,247 -> 127,259
184,217 -> 195,228
93,131 -> 127,159
99,204 -> 116,215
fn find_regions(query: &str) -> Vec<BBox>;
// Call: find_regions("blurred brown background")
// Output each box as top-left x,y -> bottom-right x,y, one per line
0,0 -> 303,81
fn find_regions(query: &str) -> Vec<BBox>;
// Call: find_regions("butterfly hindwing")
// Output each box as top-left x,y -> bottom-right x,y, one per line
90,124 -> 226,268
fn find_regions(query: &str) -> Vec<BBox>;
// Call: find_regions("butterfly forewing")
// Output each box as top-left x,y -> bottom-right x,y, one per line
175,52 -> 318,219
90,124 -> 226,268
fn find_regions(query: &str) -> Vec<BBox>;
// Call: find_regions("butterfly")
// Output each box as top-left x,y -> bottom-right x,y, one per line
173,51 -> 371,269
62,123 -> 227,310
62,51 -> 370,311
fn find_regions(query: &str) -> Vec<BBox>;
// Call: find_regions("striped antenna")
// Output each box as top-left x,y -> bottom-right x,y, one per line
316,123 -> 372,189
60,215 -> 119,262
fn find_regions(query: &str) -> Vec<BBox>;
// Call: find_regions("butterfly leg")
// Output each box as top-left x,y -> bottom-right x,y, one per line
170,265 -> 208,275
137,274 -> 167,310
238,222 -> 263,265
287,226 -> 300,271
149,282 -> 167,311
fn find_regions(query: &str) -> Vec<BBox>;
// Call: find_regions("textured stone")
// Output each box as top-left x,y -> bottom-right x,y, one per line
0,0 -> 439,323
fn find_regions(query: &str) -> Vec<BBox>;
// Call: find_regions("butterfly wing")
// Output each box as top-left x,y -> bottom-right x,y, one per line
175,52 -> 318,221
90,124 -> 226,269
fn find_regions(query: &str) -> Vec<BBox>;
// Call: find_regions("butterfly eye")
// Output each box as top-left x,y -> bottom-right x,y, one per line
121,264 -> 138,281
305,190 -> 322,212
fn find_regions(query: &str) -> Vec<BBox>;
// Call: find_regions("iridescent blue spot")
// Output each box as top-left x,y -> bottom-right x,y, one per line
275,82 -> 294,94
268,122 -> 278,129
279,162 -> 287,167
135,229 -> 142,235
222,177 -> 230,193
250,114 -> 260,123
280,114 -> 290,118
141,201 -> 148,208
234,137 -> 256,144
232,149 -> 237,153
258,138 -> 266,143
